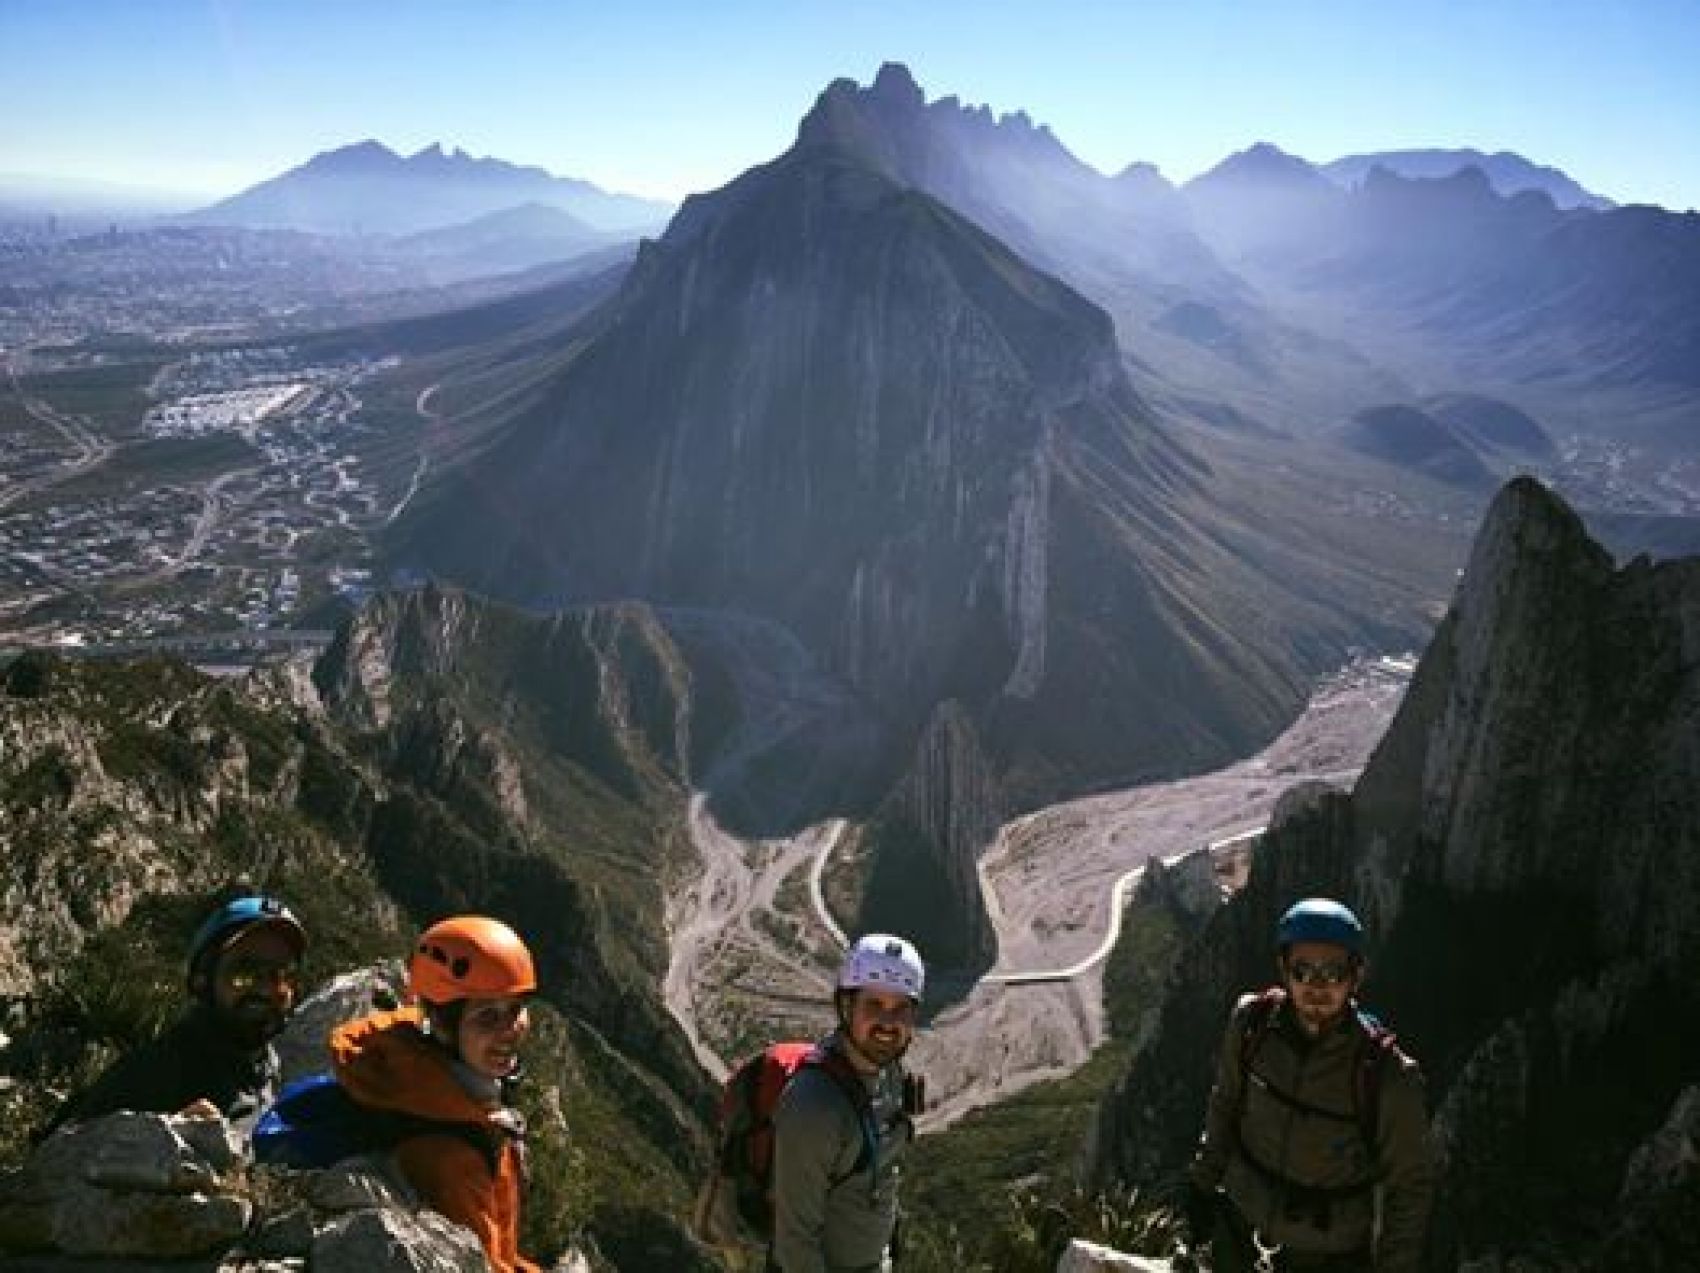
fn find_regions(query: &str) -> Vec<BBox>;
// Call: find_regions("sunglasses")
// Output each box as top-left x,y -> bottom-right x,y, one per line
1286,957 -> 1354,987
222,960 -> 301,994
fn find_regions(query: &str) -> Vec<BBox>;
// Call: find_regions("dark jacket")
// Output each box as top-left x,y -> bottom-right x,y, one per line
1190,991 -> 1438,1272
44,1005 -> 279,1137
331,1007 -> 538,1273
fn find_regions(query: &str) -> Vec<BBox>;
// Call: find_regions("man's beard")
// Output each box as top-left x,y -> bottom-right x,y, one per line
850,1025 -> 910,1069
218,997 -> 287,1048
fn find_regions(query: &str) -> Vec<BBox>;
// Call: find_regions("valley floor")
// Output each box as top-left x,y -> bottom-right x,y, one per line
663,654 -> 1413,1126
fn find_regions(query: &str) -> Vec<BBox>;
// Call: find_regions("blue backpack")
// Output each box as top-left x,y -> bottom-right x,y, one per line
254,1073 -> 498,1172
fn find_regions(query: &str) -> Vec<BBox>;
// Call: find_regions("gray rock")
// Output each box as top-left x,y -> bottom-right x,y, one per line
275,965 -> 406,1083
78,1111 -> 226,1193
52,1187 -> 252,1258
299,1159 -> 416,1213
1619,1084 -> 1700,1200
311,1207 -> 487,1273
1056,1238 -> 1172,1271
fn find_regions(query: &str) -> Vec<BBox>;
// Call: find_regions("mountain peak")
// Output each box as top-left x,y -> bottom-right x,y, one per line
306,139 -> 403,173
1195,142 -> 1325,187
870,61 -> 924,107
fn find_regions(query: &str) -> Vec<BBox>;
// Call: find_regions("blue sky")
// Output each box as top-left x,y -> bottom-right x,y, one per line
3,0 -> 1697,210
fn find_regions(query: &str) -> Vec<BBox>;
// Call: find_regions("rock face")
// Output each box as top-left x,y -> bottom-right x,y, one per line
0,1109 -> 498,1270
857,701 -> 1001,969
1090,478 -> 1700,1266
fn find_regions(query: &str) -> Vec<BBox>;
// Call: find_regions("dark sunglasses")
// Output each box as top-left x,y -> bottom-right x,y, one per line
1287,957 -> 1354,987
222,960 -> 301,993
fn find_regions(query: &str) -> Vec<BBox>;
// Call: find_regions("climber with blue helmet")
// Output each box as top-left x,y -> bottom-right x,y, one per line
1183,897 -> 1437,1271
771,933 -> 926,1273
42,889 -> 306,1139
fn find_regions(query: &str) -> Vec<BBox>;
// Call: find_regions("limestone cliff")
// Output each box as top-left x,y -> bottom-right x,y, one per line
856,701 -> 1001,971
1090,478 -> 1700,1266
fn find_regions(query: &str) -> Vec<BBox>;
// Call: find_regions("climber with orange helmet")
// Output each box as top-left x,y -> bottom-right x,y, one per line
330,916 -> 541,1273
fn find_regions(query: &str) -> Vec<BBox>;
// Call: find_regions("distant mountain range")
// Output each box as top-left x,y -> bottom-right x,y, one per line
1181,143 -> 1700,393
183,141 -> 673,236
1322,147 -> 1614,210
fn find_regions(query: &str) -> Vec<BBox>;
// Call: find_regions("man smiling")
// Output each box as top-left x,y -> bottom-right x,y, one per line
771,933 -> 924,1273
44,891 -> 306,1138
1185,898 -> 1437,1271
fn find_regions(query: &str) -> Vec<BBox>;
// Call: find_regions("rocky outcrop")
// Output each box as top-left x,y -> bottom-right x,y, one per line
0,1112 -> 249,1257
1056,1240 -> 1172,1272
0,1109 -> 495,1270
857,701 -> 1001,970
1090,478 -> 1700,1266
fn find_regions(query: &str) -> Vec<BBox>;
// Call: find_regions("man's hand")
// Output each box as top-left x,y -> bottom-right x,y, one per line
176,1098 -> 221,1119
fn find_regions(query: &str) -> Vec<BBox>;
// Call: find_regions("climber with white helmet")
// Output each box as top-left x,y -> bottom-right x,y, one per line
1183,897 -> 1438,1271
771,933 -> 926,1272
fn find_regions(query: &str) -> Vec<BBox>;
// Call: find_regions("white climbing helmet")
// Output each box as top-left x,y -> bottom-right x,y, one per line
838,933 -> 925,1000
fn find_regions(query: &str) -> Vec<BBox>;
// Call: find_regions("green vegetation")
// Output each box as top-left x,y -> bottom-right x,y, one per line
18,357 -> 168,435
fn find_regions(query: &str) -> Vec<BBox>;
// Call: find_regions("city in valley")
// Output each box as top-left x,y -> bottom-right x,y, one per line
0,223 -> 455,659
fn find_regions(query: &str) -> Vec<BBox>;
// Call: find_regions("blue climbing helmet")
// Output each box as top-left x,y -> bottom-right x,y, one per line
187,893 -> 306,993
1276,897 -> 1365,955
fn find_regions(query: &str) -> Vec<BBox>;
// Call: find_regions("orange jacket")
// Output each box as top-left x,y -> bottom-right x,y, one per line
331,1007 -> 539,1273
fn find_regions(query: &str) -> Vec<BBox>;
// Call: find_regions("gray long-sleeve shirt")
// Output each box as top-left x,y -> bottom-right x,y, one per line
770,1036 -> 910,1273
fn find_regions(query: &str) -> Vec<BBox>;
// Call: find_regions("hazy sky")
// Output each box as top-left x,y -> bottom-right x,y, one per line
4,0 -> 1698,210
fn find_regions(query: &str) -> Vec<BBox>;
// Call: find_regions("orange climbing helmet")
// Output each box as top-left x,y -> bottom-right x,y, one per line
408,916 -> 537,1004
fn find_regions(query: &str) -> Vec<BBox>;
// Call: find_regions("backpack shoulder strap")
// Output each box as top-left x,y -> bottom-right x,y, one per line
1351,1008 -> 1402,1151
1237,987 -> 1286,1077
1229,987 -> 1286,1141
802,1047 -> 881,1187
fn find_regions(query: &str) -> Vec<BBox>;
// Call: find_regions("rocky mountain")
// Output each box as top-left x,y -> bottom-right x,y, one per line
1421,392 -> 1556,459
793,63 -> 1237,306
389,113 -> 1437,793
0,586 -> 728,1268
394,201 -> 612,283
1090,477 -> 1700,1266
1188,159 -> 1700,394
384,68 -> 1457,966
1336,403 -> 1498,488
1323,148 -> 1614,211
784,67 -> 1413,431
187,141 -> 672,236
1181,143 -> 1346,265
